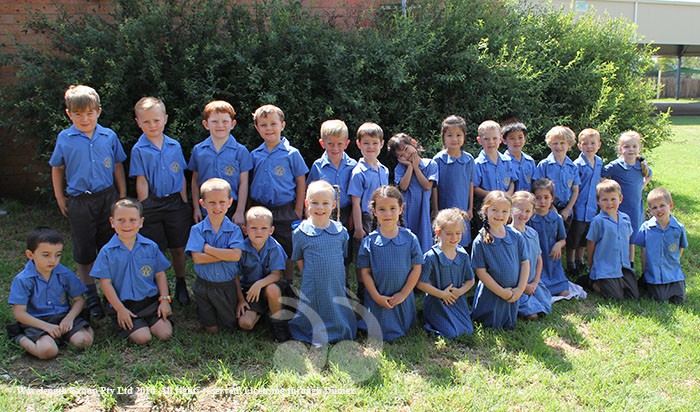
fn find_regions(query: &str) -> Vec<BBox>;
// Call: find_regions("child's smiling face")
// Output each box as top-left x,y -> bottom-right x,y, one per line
255,113 -> 285,145
504,130 -> 526,154
443,126 -> 465,154
110,206 -> 144,242
485,200 -> 511,227
512,199 -> 534,227
437,222 -> 463,249
477,129 -> 501,152
203,111 -> 235,141
534,189 -> 554,215
306,188 -> 335,226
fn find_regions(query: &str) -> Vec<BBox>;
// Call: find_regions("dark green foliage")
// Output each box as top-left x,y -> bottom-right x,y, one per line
0,0 -> 669,194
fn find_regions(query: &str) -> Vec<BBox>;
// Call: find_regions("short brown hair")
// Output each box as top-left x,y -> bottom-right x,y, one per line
64,85 -> 100,112
252,104 -> 284,124
200,178 -> 232,199
134,97 -> 166,116
647,187 -> 672,204
596,179 -> 622,200
203,100 -> 235,121
356,122 -> 383,141
320,119 -> 349,140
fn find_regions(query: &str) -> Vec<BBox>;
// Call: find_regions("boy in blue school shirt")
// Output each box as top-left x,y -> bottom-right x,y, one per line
7,227 -> 94,359
129,97 -> 193,305
49,84 -> 127,320
501,121 -> 536,192
633,188 -> 688,303
584,179 -> 639,300
308,119 -> 357,276
566,128 -> 603,276
91,198 -> 174,345
188,100 -> 253,226
186,178 -> 245,334
237,206 -> 290,342
348,122 -> 389,302
474,120 -> 517,199
534,126 -> 580,227
249,104 -> 309,281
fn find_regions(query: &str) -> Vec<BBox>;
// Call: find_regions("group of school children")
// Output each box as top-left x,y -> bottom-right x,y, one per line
7,84 -> 688,360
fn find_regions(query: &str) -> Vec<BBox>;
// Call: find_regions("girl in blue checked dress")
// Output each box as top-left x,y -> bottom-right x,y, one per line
388,133 -> 439,253
417,208 -> 475,338
471,191 -> 530,330
510,191 -> 551,320
288,181 -> 356,345
358,186 -> 423,342
432,115 -> 476,248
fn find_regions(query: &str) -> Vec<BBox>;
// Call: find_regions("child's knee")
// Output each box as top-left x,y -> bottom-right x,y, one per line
35,337 -> 59,360
238,313 -> 259,331
69,329 -> 94,348
151,320 -> 173,341
128,328 -> 153,345
266,284 -> 282,300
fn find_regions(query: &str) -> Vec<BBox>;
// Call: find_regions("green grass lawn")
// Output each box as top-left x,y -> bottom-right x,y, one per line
1,119 -> 699,411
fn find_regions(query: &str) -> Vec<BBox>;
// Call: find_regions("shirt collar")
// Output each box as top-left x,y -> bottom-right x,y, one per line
297,219 -> 343,236
66,123 -> 108,138
435,150 -> 467,164
319,152 -> 354,169
134,133 -> 176,150
433,245 -> 468,265
475,150 -> 507,165
544,153 -> 574,166
370,228 -> 409,246
201,216 -> 237,234
648,215 -> 681,229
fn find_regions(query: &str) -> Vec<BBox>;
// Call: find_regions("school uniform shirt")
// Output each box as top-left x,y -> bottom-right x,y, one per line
573,153 -> 603,222
632,215 -> 688,285
470,226 -> 528,330
129,133 -> 187,197
603,158 -> 652,238
237,237 -> 287,289
187,135 -> 253,201
91,234 -> 171,302
250,137 -> 308,207
586,210 -> 633,280
420,244 -> 474,339
307,152 -> 358,209
503,151 -> 536,192
49,124 -> 127,196
512,225 -> 552,316
185,216 -> 244,282
474,150 -> 518,193
394,158 -> 439,253
9,261 -> 87,318
289,219 -> 356,344
432,150 -> 476,246
357,227 -> 423,342
527,209 -> 569,295
534,153 -> 581,207
348,158 -> 390,214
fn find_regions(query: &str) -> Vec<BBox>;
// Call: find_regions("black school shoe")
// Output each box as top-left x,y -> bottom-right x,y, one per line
270,318 -> 290,342
175,278 -> 191,305
85,291 -> 105,320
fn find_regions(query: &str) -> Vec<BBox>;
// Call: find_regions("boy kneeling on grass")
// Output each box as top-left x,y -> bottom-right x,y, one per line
7,227 -> 94,359
91,198 -> 173,345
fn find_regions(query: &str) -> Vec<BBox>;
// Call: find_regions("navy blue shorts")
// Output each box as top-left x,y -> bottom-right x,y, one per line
141,193 -> 193,250
67,186 -> 118,264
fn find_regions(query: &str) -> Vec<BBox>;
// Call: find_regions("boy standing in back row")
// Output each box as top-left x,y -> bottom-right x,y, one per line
50,85 -> 127,319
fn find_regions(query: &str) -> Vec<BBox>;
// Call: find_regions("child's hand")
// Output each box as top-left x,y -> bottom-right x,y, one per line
59,316 -> 75,334
550,243 -> 563,260
193,207 -> 203,224
440,285 -> 457,306
500,287 -> 515,302
116,308 -> 137,330
559,207 -> 572,220
157,301 -> 172,320
398,157 -> 412,166
236,300 -> 250,318
507,289 -> 522,303
246,282 -> 264,303
376,295 -> 394,309
353,228 -> 366,241
232,210 -> 246,227
524,282 -> 537,296
388,291 -> 409,307
56,197 -> 68,217
294,205 -> 303,220
43,322 -> 62,339
466,209 -> 473,221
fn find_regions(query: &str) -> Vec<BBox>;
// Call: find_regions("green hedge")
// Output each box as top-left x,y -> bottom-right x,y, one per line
0,0 -> 669,195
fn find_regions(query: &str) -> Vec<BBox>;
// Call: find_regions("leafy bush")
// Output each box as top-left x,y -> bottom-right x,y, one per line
0,0 -> 670,197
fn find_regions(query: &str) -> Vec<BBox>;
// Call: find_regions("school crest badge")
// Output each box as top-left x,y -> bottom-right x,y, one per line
526,174 -> 532,183
170,162 -> 181,173
140,265 -> 153,277
567,179 -> 573,188
223,165 -> 236,176
103,157 -> 112,168
274,165 -> 286,176
669,243 -> 678,253
503,177 -> 510,187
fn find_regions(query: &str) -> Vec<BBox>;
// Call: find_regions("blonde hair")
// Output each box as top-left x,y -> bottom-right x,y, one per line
320,119 -> 349,141
200,178 -> 232,199
545,126 -> 576,147
647,187 -> 672,205
596,179 -> 622,200
433,208 -> 468,238
64,85 -> 100,112
479,191 -> 512,244
356,122 -> 384,141
134,97 -> 166,116
578,128 -> 600,143
511,191 -> 535,209
245,206 -> 274,226
618,130 -> 650,177
203,100 -> 235,121
252,104 -> 284,124
306,180 -> 335,200
478,120 -> 501,138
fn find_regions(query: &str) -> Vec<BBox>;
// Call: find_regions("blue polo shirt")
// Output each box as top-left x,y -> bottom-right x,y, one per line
91,234 -> 171,302
433,150 -> 476,211
188,135 -> 253,201
474,150 -> 517,193
186,216 -> 244,282
307,152 -> 358,208
237,237 -> 288,288
129,133 -> 187,197
49,124 -> 127,196
586,211 -> 633,280
573,153 -> 603,222
632,215 -> 688,284
534,153 -> 581,206
348,158 -> 390,214
250,137 -> 309,207
503,150 -> 536,192
9,261 -> 87,318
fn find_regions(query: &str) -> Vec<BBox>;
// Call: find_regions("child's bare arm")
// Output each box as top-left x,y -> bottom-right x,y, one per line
416,281 -> 457,305
474,268 -> 513,301
51,166 -> 68,217
351,196 -> 366,240
202,245 -> 242,262
509,259 -> 530,302
411,157 -> 433,191
191,172 -> 202,223
12,305 -> 61,338
247,271 -> 282,303
506,181 -> 515,196
474,186 -> 489,198
154,271 -> 171,320
561,186 -> 579,219
550,239 -> 566,260
179,178 -> 188,203
467,182 -> 474,220
397,164 -> 413,191
100,278 -> 135,330
587,240 -> 596,269
294,175 -> 306,219
389,264 -> 422,306
135,175 -> 149,202
58,295 -> 86,334
360,267 -> 393,309
113,162 -> 127,198
233,171 -> 249,226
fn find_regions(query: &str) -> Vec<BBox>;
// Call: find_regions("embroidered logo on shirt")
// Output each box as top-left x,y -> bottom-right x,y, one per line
526,174 -> 532,183
103,157 -> 112,168
223,165 -> 236,176
567,179 -> 573,188
274,165 -> 286,176
140,265 -> 153,277
60,293 -> 67,305
669,243 -> 678,252
171,162 -> 181,173
503,177 -> 510,187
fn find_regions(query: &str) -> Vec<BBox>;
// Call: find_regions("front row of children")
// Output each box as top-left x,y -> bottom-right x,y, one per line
9,175 -> 687,358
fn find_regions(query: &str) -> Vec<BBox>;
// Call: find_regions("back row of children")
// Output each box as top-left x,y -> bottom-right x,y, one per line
10,84 -> 688,358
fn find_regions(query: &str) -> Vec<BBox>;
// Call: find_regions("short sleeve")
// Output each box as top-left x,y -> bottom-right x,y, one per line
129,146 -> 146,177
347,170 -> 364,198
185,225 -> 205,254
410,234 -> 424,265
425,160 -> 439,183
394,163 -> 406,185
474,163 -> 483,187
64,271 -> 88,298
90,249 -> 113,280
290,151 -> 309,178
356,236 -> 371,269
586,219 -> 602,243
112,135 -> 127,163
555,216 -> 566,241
227,227 -> 245,250
307,161 -> 321,183
679,226 -> 688,249
238,148 -> 254,173
154,248 -> 171,273
631,224 -> 647,247
517,232 -> 528,262
291,229 -> 304,262
187,146 -> 200,172
8,277 -> 31,306
471,238 -> 486,269
48,136 -> 65,167
463,254 -> 475,281
419,251 -> 435,284
533,161 -> 545,180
